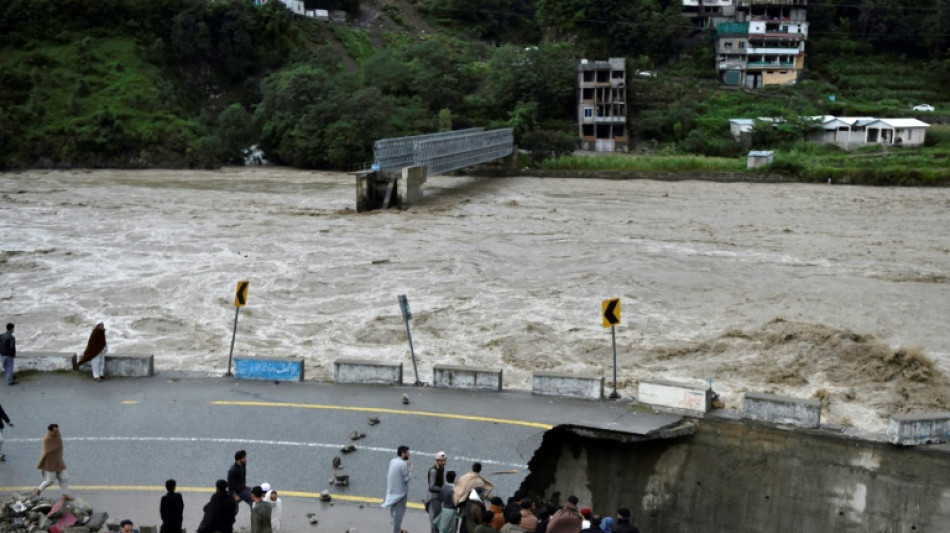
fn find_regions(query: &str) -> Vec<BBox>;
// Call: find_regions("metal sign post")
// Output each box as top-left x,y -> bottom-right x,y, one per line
602,297 -> 621,399
398,294 -> 421,385
227,280 -> 250,377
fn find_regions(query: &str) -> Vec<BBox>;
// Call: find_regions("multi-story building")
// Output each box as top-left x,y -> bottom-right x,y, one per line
684,0 -> 809,88
577,58 -> 628,152
682,0 -> 737,29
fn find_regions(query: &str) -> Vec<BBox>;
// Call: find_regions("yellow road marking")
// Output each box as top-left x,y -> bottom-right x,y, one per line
211,400 -> 554,429
122,401 -> 139,404
0,486 -> 424,509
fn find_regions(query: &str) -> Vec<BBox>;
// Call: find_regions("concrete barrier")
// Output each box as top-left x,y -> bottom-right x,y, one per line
887,412 -> 950,446
637,379 -> 713,415
532,372 -> 604,400
433,365 -> 502,391
15,351 -> 77,372
741,392 -> 821,428
234,357 -> 304,382
334,358 -> 403,385
103,353 -> 155,377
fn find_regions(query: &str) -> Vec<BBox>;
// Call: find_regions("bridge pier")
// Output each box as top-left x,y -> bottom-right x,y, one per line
355,166 -> 427,212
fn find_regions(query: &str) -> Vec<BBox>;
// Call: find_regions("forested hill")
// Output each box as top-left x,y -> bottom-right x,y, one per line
0,0 -> 947,170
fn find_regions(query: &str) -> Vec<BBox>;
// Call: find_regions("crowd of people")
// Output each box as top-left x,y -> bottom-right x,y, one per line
384,446 -> 642,533
25,429 -> 281,533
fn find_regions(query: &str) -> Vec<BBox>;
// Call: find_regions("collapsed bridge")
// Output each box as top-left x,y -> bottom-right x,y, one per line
356,128 -> 514,212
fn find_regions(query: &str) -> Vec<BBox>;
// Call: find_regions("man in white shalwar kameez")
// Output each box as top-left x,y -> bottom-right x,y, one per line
382,445 -> 413,533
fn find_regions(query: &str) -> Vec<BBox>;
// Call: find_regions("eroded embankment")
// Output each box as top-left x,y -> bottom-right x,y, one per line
522,420 -> 950,532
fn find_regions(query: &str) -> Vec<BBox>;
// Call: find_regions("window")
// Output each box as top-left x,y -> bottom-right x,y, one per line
724,41 -> 733,49
584,108 -> 593,118
739,41 -> 746,49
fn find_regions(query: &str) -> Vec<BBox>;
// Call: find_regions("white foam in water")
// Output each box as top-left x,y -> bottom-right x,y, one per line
3,168 -> 950,433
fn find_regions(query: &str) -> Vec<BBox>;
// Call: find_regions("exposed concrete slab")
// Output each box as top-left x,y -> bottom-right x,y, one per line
637,378 -> 712,416
742,391 -> 821,428
234,356 -> 304,382
334,358 -> 402,384
532,371 -> 603,400
433,364 -> 502,391
15,351 -> 77,372
888,412 -> 950,445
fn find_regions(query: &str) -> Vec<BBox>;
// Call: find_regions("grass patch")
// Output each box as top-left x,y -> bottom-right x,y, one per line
329,25 -> 377,65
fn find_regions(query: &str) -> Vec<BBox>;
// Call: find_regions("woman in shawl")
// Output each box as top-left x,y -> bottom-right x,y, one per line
78,322 -> 107,382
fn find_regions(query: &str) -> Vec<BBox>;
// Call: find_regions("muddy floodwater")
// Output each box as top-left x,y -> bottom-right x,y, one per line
2,168 -> 950,433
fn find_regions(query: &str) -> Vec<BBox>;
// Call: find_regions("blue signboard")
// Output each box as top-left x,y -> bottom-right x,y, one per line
234,358 -> 304,382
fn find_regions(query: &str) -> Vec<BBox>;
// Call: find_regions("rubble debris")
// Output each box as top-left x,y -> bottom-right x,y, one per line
349,431 -> 365,441
0,494 -> 107,533
367,416 -> 380,426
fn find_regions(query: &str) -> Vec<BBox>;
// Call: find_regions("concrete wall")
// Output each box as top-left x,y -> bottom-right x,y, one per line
742,391 -> 821,428
522,418 -> 950,533
532,372 -> 603,400
103,353 -> 154,377
433,365 -> 502,391
637,379 -> 711,415
16,351 -> 76,372
888,412 -> 950,445
334,358 -> 402,385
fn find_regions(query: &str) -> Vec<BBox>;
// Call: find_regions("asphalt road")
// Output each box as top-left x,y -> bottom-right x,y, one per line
0,372 -> 678,530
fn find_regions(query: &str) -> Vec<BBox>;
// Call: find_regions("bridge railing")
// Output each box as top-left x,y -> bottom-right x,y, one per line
372,128 -> 513,176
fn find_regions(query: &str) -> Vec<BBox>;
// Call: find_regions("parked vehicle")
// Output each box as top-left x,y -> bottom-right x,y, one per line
913,104 -> 935,112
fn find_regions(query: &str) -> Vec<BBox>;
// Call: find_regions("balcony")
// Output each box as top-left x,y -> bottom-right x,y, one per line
747,47 -> 800,54
747,61 -> 795,68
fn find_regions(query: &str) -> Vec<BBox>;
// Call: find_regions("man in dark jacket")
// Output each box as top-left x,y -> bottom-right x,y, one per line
198,479 -> 236,533
612,508 -> 640,533
160,479 -> 184,533
1,323 -> 16,386
228,450 -> 252,515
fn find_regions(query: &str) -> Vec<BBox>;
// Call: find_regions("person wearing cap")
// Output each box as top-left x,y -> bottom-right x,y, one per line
427,451 -> 448,533
580,506 -> 592,529
520,498 -> 538,532
261,482 -> 282,531
612,508 -> 639,533
545,495 -> 582,533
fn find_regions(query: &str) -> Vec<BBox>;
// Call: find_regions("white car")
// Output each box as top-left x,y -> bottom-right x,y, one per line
913,104 -> 935,112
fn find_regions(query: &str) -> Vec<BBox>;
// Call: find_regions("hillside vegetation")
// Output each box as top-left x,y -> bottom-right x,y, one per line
0,0 -> 948,173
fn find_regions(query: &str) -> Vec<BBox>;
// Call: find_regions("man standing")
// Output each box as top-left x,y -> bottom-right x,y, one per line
35,424 -> 71,500
0,402 -> 12,462
1,323 -> 16,385
382,445 -> 413,533
427,451 -> 447,533
545,495 -> 582,533
160,479 -> 184,533
228,450 -> 252,515
119,519 -> 140,533
197,479 -> 235,533
250,486 -> 273,533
